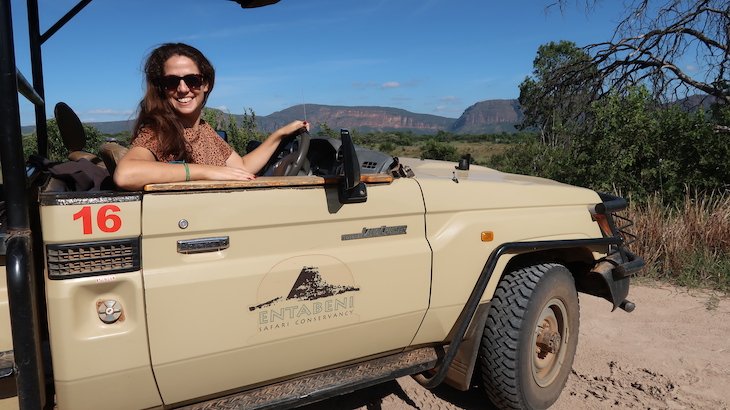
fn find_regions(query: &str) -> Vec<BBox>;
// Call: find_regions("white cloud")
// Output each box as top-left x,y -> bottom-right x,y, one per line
353,79 -> 418,90
86,108 -> 134,116
381,81 -> 401,89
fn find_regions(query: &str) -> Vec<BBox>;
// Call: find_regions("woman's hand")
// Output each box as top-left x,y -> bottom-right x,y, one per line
274,120 -> 310,141
200,163 -> 256,181
238,120 -> 310,174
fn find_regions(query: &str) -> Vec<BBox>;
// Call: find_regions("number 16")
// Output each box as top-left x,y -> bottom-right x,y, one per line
73,205 -> 122,235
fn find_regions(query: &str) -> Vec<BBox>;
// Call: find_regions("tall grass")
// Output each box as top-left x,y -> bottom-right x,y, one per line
626,192 -> 730,292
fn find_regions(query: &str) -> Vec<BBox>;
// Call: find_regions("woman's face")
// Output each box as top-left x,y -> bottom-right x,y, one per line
162,55 -> 209,126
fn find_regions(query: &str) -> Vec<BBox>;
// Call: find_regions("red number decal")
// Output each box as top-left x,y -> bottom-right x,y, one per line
98,205 -> 122,233
73,206 -> 93,235
73,205 -> 123,234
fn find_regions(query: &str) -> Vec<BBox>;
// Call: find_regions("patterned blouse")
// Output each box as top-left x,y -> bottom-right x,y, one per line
132,121 -> 233,166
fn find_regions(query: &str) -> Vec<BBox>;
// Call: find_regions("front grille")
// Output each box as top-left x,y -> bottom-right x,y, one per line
47,238 -> 140,279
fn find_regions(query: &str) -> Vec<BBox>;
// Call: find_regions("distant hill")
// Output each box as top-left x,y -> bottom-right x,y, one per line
249,104 -> 456,134
24,99 -> 525,136
673,94 -> 717,111
91,119 -> 135,135
24,94 -> 717,137
449,99 -> 523,134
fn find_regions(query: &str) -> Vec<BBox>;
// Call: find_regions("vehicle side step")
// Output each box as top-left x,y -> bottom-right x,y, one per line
178,347 -> 439,410
0,351 -> 13,379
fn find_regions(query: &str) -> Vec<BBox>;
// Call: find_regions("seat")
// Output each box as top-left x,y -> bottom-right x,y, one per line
99,140 -> 129,177
54,102 -> 106,167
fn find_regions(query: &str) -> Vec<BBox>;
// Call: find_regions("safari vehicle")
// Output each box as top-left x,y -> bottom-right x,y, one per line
0,0 -> 644,409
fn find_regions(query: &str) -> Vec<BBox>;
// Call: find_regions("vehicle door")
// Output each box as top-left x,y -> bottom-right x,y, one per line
140,177 -> 431,404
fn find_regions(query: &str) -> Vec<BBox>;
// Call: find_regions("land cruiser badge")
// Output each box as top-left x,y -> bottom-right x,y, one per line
341,225 -> 407,241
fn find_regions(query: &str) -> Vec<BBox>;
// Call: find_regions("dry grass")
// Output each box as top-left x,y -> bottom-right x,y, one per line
386,141 -> 510,163
627,192 -> 730,292
451,141 -> 510,163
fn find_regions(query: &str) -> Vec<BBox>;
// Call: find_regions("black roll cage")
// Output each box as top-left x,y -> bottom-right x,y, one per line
0,1 -> 278,408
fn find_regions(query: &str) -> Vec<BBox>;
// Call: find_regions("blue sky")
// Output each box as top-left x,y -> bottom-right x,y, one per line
12,0 -> 628,126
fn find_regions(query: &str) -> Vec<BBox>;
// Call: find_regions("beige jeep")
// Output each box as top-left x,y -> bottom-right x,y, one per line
0,1 -> 642,409
2,128 -> 642,409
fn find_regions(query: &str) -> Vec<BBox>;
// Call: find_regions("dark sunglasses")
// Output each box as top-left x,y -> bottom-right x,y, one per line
157,74 -> 205,91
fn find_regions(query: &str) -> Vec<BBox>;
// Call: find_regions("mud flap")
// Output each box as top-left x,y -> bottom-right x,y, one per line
591,252 -> 642,311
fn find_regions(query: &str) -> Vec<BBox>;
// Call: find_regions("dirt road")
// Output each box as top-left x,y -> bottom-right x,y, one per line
304,284 -> 730,409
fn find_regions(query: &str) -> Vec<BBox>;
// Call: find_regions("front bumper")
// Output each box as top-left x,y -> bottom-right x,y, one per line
591,193 -> 645,311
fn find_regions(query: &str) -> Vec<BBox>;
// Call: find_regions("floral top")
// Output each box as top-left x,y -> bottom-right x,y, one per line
132,121 -> 233,166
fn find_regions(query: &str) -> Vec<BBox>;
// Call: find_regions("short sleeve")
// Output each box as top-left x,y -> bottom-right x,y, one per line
131,128 -> 169,162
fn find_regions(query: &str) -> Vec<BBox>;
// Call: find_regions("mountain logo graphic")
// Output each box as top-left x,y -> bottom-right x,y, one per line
249,266 -> 359,312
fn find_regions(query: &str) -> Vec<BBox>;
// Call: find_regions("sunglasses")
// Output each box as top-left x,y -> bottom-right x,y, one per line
158,74 -> 205,91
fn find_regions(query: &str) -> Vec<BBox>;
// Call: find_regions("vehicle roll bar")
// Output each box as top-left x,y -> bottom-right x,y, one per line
15,70 -> 44,107
0,0 -> 47,408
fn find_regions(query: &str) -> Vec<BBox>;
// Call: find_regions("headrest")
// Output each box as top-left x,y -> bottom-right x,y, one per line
54,102 -> 86,152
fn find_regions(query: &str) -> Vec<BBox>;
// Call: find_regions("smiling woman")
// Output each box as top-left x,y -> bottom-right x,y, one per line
113,42 -> 308,191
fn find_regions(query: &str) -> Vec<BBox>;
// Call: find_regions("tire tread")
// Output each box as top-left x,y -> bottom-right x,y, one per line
479,263 -> 577,409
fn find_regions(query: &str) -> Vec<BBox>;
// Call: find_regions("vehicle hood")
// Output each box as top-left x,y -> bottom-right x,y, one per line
398,158 -> 601,213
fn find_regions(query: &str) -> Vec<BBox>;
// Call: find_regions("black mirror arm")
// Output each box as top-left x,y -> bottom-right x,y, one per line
338,129 -> 367,204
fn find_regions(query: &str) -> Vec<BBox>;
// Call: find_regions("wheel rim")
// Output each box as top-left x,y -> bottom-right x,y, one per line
531,297 -> 569,387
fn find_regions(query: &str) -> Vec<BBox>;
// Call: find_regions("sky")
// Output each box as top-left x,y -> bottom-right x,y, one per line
11,0 -> 630,126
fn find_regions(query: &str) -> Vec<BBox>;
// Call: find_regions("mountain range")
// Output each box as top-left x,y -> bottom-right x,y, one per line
24,94 -> 715,137
24,99 -> 524,136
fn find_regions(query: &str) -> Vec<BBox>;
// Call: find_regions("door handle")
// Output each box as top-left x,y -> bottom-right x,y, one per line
177,236 -> 230,254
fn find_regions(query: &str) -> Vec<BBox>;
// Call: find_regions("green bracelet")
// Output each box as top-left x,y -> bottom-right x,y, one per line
183,162 -> 190,182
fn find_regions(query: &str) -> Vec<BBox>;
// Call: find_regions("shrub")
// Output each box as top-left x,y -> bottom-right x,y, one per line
420,140 -> 458,161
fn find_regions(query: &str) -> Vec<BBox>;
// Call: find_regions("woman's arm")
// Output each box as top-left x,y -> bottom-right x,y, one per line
114,146 -> 255,191
236,120 -> 309,174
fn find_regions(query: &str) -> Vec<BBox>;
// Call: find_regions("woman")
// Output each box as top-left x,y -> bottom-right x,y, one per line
114,43 -> 308,191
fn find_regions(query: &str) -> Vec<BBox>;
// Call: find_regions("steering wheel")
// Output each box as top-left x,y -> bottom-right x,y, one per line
269,130 -> 311,176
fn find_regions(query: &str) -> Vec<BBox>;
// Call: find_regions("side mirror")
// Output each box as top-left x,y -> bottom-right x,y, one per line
216,130 -> 228,141
338,129 -> 367,204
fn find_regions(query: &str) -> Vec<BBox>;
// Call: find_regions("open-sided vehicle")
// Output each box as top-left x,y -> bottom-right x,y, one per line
0,1 -> 643,409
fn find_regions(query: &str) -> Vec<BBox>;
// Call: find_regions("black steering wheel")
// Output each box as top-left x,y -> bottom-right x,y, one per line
268,130 -> 311,176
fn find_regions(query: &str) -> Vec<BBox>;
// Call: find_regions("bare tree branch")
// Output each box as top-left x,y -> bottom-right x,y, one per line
553,0 -> 729,104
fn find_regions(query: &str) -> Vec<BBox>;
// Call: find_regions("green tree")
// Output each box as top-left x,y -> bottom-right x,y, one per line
23,119 -> 106,163
487,137 -> 574,183
227,108 -> 261,154
317,122 -> 337,139
574,87 -> 662,198
500,86 -> 730,202
202,108 -> 224,129
518,40 -> 600,147
596,88 -> 728,201
203,107 -> 262,154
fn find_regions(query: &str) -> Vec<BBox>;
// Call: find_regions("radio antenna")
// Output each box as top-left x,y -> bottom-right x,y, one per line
301,89 -> 307,123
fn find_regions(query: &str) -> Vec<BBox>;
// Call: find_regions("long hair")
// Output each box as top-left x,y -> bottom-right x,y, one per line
132,43 -> 215,162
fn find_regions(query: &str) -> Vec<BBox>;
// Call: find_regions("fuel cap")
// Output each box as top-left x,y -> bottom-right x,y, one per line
97,300 -> 122,324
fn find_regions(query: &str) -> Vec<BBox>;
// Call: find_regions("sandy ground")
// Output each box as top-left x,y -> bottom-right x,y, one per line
304,284 -> 730,409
